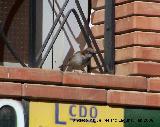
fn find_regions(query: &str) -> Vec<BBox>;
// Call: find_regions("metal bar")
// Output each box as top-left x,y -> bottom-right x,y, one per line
29,0 -> 36,67
54,0 -> 77,40
37,9 -> 73,67
22,99 -> 29,127
0,30 -> 27,67
37,8 -> 103,73
72,9 -> 103,73
104,0 -> 115,74
48,0 -> 53,10
48,0 -> 54,69
75,0 -> 108,73
35,0 -> 70,62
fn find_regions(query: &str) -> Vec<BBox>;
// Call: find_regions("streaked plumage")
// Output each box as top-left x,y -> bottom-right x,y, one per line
60,48 -> 96,72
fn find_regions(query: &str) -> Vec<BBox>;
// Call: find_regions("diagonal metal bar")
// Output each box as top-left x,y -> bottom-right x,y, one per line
37,8 -> 103,73
48,0 -> 53,10
35,0 -> 70,62
54,0 -> 77,40
75,0 -> 109,73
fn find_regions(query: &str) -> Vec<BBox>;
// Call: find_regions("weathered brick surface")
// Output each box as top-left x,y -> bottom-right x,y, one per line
92,16 -> 160,38
91,1 -> 160,25
115,0 -> 160,5
0,82 -> 21,97
0,66 -> 63,84
91,53 -> 104,68
91,24 -> 104,39
22,84 -> 107,103
91,39 -> 104,53
116,16 -> 160,34
116,46 -> 160,63
115,31 -> 160,48
116,1 -> 160,19
95,38 -> 104,52
91,0 -> 105,10
115,0 -> 130,5
107,90 -> 160,107
148,78 -> 160,92
116,61 -> 160,77
91,9 -> 105,25
63,72 -> 147,91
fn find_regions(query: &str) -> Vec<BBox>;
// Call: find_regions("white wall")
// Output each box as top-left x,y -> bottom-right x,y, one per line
42,0 -> 89,70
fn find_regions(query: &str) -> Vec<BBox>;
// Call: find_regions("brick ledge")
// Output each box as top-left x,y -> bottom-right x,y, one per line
0,66 -> 147,91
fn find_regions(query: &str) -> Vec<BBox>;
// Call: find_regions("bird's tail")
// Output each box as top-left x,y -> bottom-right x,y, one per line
59,64 -> 68,71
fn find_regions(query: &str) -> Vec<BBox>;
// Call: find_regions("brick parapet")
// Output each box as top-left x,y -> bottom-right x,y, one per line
1,66 -> 160,108
91,0 -> 160,77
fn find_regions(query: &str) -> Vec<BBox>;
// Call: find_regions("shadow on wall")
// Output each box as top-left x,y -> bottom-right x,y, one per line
55,0 -> 91,71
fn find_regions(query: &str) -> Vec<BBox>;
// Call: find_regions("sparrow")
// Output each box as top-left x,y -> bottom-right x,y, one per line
60,48 -> 96,72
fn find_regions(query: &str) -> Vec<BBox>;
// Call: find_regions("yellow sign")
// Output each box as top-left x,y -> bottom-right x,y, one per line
29,102 -> 124,127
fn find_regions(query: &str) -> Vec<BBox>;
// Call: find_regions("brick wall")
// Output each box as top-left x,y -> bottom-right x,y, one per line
1,66 -> 160,108
91,0 -> 160,77
0,0 -> 160,109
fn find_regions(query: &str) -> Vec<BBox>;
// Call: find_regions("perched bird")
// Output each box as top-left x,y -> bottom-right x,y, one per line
60,47 -> 96,72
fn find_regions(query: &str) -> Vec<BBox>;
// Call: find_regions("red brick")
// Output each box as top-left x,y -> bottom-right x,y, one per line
115,0 -> 129,5
0,66 -> 63,84
63,72 -> 147,91
91,24 -> 104,39
115,31 -> 160,48
116,61 -> 160,77
91,39 -> 104,53
107,90 -> 160,107
116,16 -> 160,33
115,0 -> 160,5
95,38 -> 104,52
0,82 -> 21,97
91,9 -> 105,25
91,2 -> 160,24
91,53 -> 104,68
22,84 -> 107,103
91,0 -> 105,10
116,46 -> 160,63
92,16 -> 160,38
148,78 -> 160,92
116,1 -> 160,19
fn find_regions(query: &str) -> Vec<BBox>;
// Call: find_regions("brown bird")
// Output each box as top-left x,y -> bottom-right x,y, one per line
60,47 -> 96,72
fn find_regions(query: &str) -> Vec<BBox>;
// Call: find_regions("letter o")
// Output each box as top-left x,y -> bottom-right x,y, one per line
90,106 -> 97,118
